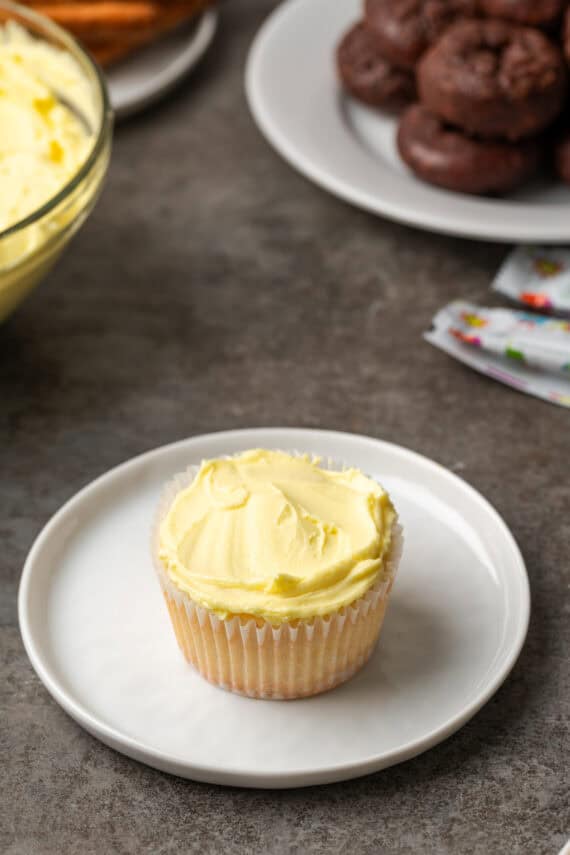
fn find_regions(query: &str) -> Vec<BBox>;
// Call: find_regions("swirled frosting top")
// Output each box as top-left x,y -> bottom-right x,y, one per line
158,449 -> 396,622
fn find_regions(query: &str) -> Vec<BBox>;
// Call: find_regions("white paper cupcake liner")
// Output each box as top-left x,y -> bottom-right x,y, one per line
152,455 -> 403,699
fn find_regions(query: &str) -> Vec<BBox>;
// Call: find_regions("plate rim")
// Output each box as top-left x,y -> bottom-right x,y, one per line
18,427 -> 531,788
110,7 -> 219,121
245,0 -> 570,244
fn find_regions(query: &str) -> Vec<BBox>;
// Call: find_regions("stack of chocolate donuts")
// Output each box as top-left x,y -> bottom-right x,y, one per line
337,1 -> 570,195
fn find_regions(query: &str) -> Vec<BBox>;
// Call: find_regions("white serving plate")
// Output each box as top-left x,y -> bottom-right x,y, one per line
19,428 -> 529,788
108,9 -> 218,120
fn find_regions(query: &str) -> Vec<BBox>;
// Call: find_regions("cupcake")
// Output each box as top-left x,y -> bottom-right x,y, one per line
153,449 -> 402,699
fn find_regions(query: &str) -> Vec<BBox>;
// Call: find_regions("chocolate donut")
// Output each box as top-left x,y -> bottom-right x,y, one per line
336,22 -> 416,111
364,0 -> 478,70
554,129 -> 570,183
418,19 -> 567,140
397,103 -> 541,194
480,0 -> 565,28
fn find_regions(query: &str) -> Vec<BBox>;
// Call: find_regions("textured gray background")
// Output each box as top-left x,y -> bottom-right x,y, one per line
2,1 -> 569,853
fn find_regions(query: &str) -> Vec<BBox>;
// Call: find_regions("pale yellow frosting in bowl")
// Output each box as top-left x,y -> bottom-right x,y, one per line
0,21 -> 94,239
158,449 -> 396,623
0,12 -> 112,322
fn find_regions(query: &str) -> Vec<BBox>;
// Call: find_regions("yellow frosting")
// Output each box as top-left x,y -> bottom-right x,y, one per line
0,21 -> 93,241
158,449 -> 396,623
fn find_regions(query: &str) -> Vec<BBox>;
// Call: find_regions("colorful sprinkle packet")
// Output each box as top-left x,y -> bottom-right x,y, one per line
425,301 -> 570,409
493,247 -> 570,315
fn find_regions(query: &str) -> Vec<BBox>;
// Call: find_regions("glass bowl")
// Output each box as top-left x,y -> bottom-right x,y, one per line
0,0 -> 113,321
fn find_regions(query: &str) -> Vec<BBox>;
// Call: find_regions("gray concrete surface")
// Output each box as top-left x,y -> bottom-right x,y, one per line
2,2 -> 569,852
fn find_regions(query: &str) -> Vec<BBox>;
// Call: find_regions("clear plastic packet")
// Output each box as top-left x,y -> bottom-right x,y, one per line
425,301 -> 570,409
493,247 -> 570,315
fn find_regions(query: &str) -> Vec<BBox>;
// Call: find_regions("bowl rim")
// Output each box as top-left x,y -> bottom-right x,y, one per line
0,0 -> 113,242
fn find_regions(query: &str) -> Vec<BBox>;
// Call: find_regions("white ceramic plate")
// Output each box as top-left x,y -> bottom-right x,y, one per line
107,9 -> 218,120
19,428 -> 529,788
245,0 -> 570,243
